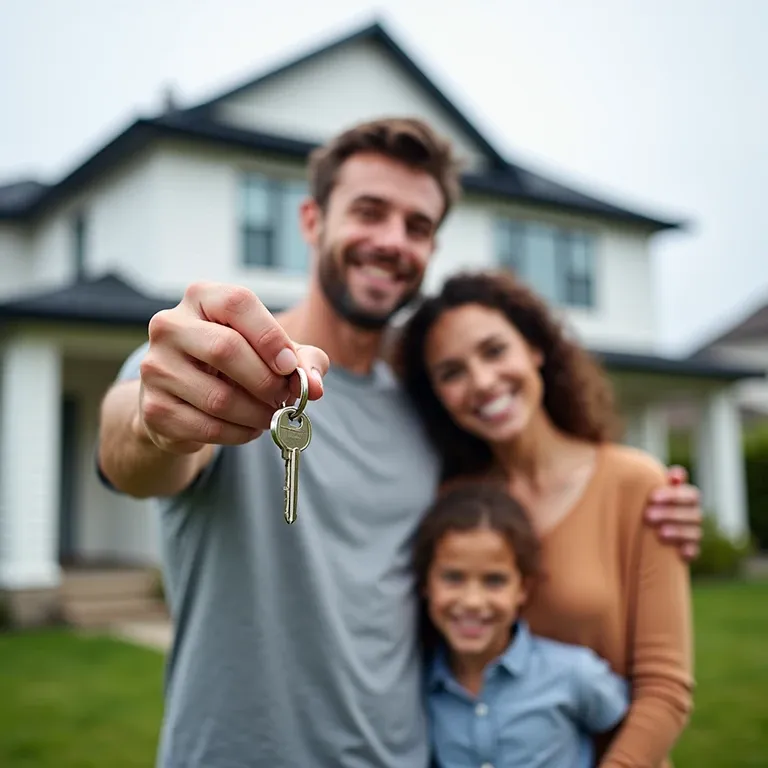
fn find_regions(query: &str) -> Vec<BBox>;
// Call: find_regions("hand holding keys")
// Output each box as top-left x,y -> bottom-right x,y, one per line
270,367 -> 312,524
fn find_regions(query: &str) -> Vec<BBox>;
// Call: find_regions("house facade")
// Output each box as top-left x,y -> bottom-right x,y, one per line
0,21 -> 761,624
690,300 -> 768,423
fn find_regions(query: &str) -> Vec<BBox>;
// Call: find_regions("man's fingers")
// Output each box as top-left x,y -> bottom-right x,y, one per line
148,311 -> 292,408
141,386 -> 262,450
141,284 -> 329,452
141,347 -> 279,430
277,346 -> 331,405
184,283 -> 298,376
296,345 -> 330,401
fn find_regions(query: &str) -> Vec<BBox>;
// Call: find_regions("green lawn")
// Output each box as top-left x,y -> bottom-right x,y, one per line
672,579 -> 768,767
0,631 -> 164,768
1,580 -> 767,767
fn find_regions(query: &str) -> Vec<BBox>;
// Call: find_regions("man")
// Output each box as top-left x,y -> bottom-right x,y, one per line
98,117 -> 701,767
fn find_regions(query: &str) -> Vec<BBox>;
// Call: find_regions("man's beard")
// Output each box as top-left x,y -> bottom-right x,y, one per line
318,244 -> 423,331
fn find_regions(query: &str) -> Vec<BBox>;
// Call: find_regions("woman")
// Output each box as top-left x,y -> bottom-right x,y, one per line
398,270 -> 693,767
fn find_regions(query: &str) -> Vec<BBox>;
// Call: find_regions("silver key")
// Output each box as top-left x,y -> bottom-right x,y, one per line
270,407 -> 312,524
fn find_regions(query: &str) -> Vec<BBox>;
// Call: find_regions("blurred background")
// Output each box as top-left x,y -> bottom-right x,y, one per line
1,1 -> 766,765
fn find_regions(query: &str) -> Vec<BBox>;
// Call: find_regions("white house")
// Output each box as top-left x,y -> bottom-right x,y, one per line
0,20 -> 761,626
690,299 -> 768,422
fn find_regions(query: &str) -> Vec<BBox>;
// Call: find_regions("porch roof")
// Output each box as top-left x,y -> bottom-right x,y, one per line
0,272 -> 763,383
0,273 -> 175,327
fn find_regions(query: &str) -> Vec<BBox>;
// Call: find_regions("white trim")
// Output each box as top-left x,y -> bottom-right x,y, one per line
0,335 -> 63,590
696,387 -> 749,539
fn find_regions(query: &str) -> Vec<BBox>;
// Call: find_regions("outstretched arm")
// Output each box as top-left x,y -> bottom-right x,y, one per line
98,377 -> 217,499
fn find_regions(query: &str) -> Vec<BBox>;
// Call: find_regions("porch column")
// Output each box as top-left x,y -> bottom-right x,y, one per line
624,403 -> 669,463
0,335 -> 62,621
694,386 -> 748,540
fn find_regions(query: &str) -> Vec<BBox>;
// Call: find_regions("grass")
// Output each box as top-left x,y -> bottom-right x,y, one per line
672,578 -> 768,767
0,631 -> 164,768
1,580 -> 766,767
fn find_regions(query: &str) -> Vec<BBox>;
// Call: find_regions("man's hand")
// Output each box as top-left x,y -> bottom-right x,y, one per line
645,465 -> 703,562
138,282 -> 329,455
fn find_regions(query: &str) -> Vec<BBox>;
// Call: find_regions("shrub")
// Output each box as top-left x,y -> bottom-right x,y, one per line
744,426 -> 768,552
0,594 -> 10,632
689,514 -> 755,580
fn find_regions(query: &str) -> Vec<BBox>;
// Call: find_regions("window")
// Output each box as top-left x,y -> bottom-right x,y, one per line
240,173 -> 308,272
70,211 -> 87,279
558,230 -> 594,307
495,217 -> 596,308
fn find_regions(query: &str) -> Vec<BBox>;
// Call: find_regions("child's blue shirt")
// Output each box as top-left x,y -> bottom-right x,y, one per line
426,621 -> 628,768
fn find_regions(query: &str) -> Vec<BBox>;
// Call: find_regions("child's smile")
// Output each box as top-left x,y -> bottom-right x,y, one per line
425,527 -> 529,672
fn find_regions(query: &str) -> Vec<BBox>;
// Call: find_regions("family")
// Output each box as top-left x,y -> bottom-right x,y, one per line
97,116 -> 697,768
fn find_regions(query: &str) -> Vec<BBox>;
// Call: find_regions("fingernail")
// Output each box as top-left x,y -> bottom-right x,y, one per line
647,508 -> 660,521
275,348 -> 298,374
311,367 -> 324,393
662,525 -> 674,537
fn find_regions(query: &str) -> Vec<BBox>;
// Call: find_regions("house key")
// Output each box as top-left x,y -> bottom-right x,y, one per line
270,367 -> 312,524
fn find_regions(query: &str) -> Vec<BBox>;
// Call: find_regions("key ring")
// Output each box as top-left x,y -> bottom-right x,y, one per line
282,367 -> 308,420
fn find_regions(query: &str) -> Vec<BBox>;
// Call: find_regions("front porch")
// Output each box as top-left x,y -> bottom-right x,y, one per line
0,322 -> 163,626
612,369 -> 753,540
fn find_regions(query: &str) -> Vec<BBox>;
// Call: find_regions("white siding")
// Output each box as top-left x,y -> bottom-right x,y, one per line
122,143 -> 312,308
28,214 -> 76,288
86,151 -> 162,290
214,38 -> 489,172
0,224 -> 33,298
569,226 -> 656,351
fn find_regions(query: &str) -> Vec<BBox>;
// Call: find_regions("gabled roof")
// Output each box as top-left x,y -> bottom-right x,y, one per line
185,20 -> 510,170
691,293 -> 768,356
0,20 -> 683,232
1,272 -> 761,382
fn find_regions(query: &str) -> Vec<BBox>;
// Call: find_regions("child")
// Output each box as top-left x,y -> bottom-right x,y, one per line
413,482 -> 629,768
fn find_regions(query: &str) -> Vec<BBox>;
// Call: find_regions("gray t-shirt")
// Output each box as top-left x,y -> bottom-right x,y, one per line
106,344 -> 440,768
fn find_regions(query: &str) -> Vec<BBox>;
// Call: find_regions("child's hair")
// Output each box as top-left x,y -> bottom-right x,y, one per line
412,481 -> 543,658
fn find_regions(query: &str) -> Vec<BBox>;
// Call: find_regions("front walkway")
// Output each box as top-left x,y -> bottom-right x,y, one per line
111,619 -> 173,651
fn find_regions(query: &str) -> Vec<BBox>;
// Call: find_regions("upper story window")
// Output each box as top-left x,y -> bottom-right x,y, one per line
494,217 -> 596,308
240,173 -> 308,272
70,211 -> 87,280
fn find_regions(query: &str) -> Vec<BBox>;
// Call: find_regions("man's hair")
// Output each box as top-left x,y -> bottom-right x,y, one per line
307,117 -> 463,222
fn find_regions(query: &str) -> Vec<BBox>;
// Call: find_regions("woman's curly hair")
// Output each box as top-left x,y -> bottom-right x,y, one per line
396,270 -> 620,482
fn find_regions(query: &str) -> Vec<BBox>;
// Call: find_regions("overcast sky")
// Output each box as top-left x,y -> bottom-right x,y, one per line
1,0 -> 765,354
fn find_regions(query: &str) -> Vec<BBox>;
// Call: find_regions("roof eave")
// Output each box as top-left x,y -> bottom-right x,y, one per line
595,348 -> 764,381
0,119 -> 687,232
